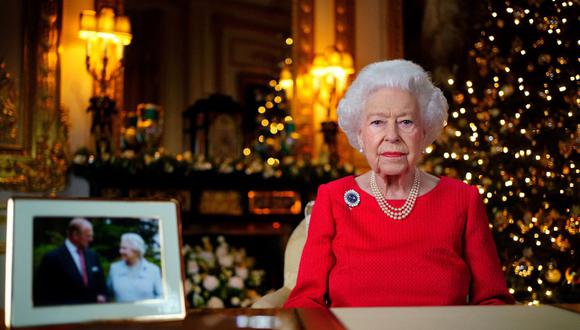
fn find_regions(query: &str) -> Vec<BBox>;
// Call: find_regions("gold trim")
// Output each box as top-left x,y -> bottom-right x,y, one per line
292,0 -> 315,156
334,0 -> 355,57
0,0 -> 68,193
0,61 -> 20,148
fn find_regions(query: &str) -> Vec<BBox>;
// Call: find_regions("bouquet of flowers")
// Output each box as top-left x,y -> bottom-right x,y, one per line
183,236 -> 266,308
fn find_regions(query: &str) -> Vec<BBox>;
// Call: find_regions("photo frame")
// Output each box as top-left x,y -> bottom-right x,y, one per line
5,198 -> 186,327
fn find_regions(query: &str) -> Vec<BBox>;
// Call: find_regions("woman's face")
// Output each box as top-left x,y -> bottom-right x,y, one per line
119,240 -> 139,264
357,87 -> 425,177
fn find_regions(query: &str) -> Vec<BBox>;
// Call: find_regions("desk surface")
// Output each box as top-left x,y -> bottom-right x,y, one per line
2,308 -> 344,330
332,305 -> 580,330
3,305 -> 579,330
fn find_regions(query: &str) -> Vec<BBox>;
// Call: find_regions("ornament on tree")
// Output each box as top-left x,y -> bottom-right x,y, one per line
513,257 -> 534,277
553,235 -> 571,252
544,266 -> 562,284
500,84 -> 514,97
493,210 -> 509,232
565,267 -> 580,285
530,210 -> 554,232
452,92 -> 465,105
544,261 -> 562,284
565,217 -> 579,235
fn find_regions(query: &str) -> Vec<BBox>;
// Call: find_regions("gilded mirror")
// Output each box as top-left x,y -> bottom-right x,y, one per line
0,0 -> 67,192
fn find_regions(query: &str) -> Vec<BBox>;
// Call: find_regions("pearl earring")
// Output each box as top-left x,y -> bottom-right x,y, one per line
359,148 -> 363,153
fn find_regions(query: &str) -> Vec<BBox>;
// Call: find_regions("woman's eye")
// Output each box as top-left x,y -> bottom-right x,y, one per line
399,120 -> 414,127
370,120 -> 383,126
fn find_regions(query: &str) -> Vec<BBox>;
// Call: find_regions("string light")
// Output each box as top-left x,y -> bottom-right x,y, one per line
427,0 -> 577,305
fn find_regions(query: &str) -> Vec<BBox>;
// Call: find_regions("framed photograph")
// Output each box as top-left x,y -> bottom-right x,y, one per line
4,198 -> 186,327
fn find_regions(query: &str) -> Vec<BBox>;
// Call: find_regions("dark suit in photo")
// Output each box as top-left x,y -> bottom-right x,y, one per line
34,245 -> 107,306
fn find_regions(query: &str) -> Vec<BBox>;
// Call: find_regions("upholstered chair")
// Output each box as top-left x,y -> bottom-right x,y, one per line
251,201 -> 314,308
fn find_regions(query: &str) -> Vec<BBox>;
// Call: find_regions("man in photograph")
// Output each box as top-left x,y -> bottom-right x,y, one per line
34,218 -> 107,306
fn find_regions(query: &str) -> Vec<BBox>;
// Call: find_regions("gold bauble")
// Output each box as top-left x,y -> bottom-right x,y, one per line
545,268 -> 562,284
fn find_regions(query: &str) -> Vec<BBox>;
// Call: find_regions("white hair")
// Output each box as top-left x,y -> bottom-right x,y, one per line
121,233 -> 146,258
337,59 -> 448,150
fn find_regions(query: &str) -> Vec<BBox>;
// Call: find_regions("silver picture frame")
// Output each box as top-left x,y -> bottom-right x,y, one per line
4,198 -> 186,327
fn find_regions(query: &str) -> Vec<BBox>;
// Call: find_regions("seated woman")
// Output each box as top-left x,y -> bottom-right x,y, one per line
284,60 -> 515,308
107,233 -> 163,302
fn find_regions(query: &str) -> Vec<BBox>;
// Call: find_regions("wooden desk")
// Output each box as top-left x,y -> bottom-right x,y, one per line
3,306 -> 579,329
2,308 -> 345,330
332,305 -> 580,330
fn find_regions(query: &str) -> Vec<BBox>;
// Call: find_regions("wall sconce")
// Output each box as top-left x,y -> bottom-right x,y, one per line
311,47 -> 354,119
79,7 -> 132,158
310,47 -> 354,163
79,7 -> 132,96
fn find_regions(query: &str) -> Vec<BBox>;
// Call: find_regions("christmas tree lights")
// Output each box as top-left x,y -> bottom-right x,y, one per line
425,0 -> 579,304
247,38 -> 298,164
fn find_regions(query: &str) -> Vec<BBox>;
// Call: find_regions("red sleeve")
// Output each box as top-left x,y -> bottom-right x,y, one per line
465,186 -> 516,305
284,184 -> 335,308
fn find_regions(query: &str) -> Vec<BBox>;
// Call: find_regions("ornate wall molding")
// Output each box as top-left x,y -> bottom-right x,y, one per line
334,0 -> 355,57
0,61 -> 19,149
292,0 -> 315,156
0,0 -> 68,193
383,0 -> 404,59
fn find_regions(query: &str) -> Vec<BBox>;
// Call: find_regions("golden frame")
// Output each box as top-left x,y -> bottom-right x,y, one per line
0,0 -> 68,193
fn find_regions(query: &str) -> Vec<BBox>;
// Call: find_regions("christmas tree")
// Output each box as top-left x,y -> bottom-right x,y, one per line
248,79 -> 297,165
246,38 -> 298,165
425,0 -> 579,304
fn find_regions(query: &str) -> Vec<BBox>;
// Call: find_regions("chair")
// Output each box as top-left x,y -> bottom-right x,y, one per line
251,201 -> 314,308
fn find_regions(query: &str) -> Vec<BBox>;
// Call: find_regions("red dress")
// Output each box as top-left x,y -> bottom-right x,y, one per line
284,175 -> 515,308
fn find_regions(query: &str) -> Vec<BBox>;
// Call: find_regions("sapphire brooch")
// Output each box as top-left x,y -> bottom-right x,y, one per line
344,189 -> 360,208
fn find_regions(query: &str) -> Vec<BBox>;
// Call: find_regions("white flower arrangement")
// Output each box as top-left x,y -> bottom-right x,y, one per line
183,236 -> 266,308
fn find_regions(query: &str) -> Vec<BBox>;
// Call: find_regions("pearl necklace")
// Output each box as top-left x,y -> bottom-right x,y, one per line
370,169 -> 421,220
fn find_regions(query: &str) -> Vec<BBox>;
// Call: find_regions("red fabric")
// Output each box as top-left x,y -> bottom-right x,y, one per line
78,248 -> 89,286
284,176 -> 515,308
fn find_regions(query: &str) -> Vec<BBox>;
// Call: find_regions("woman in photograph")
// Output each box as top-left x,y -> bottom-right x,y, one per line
107,233 -> 163,302
284,60 -> 515,308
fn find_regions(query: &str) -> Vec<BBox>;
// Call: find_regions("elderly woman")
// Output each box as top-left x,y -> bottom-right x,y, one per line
107,233 -> 163,302
284,60 -> 515,308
